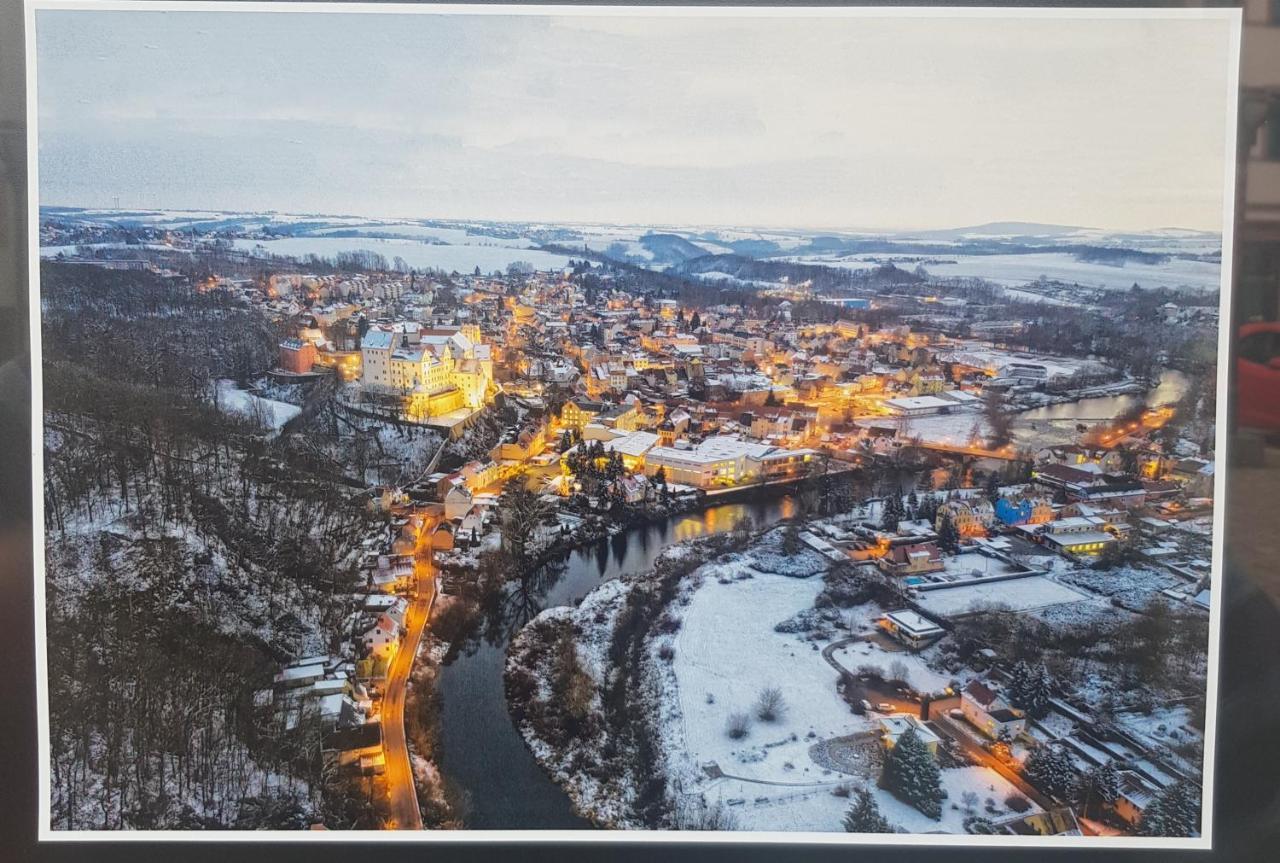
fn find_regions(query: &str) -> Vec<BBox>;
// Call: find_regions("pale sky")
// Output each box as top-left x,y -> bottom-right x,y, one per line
35,8 -> 1237,232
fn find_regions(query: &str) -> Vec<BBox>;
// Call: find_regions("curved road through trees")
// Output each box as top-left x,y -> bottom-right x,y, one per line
382,523 -> 437,830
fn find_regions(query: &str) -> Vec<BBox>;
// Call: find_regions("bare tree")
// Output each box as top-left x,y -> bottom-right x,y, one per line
754,686 -> 786,722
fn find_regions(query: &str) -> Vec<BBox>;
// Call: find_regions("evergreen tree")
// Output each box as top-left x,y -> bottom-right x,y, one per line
1137,781 -> 1200,837
560,430 -> 573,452
1007,661 -> 1053,719
843,788 -> 893,834
782,521 -> 802,555
1075,761 -> 1120,818
1023,745 -> 1076,800
880,727 -> 944,819
936,513 -> 959,553
880,494 -> 901,533
653,466 -> 666,487
689,311 -> 702,331
985,472 -> 1001,502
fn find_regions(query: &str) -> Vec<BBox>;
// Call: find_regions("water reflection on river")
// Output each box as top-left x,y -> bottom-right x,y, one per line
1013,369 -> 1189,450
435,495 -> 795,829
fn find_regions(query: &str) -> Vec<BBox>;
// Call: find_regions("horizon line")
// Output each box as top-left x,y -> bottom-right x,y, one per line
35,203 -> 1224,239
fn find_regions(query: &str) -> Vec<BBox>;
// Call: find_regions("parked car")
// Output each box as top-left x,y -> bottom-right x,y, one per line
860,699 -> 874,712
1238,322 -> 1280,431
876,702 -> 894,713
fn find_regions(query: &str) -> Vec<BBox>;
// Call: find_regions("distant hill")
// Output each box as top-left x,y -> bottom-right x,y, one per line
639,232 -> 712,266
896,221 -> 1091,240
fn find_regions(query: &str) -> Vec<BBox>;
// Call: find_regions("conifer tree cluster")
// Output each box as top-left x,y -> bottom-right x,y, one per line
936,512 -> 960,553
1023,744 -> 1077,800
1075,761 -> 1120,817
1006,661 -> 1054,719
1137,781 -> 1200,837
880,727 -> 945,818
564,438 -> 627,495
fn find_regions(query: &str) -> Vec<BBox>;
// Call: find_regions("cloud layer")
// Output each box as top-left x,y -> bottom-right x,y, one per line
35,9 -> 1236,231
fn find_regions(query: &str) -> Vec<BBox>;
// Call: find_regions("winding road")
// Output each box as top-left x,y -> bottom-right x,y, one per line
381,522 -> 437,830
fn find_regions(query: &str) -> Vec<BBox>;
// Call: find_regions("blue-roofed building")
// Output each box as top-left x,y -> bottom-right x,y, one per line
994,495 -> 1054,526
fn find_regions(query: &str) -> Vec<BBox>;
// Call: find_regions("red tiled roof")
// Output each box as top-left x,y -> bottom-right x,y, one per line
964,679 -> 998,706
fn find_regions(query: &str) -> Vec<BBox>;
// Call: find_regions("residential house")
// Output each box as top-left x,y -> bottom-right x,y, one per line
324,723 -> 384,775
561,397 -> 606,431
961,680 -> 1027,740
994,495 -> 1055,526
876,541 -> 945,576
878,714 -> 941,754
431,521 -> 456,552
370,553 -> 414,593
359,611 -> 402,662
444,484 -> 474,520
936,498 -> 996,537
878,610 -> 945,648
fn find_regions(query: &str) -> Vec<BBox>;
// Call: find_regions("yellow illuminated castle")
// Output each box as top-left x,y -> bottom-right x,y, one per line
361,322 -> 493,418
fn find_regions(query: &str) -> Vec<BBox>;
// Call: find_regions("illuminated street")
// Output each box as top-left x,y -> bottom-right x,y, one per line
381,522 -> 437,830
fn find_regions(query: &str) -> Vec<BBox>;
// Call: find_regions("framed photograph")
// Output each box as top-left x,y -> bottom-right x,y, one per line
25,0 -> 1241,850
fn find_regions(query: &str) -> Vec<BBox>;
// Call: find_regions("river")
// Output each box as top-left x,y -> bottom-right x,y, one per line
435,496 -> 796,829
432,372 -> 1191,827
1012,369 -> 1190,450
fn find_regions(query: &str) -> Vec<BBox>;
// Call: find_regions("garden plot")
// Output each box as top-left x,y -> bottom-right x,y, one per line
831,640 -> 955,695
1116,705 -> 1203,754
914,575 -> 1089,618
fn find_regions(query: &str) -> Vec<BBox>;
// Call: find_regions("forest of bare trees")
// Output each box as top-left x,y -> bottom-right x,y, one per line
41,263 -> 382,828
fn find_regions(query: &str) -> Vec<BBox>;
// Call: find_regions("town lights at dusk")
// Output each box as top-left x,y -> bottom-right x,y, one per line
27,1 -> 1235,847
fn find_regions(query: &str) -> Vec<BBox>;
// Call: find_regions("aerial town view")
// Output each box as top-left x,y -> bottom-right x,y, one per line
32,5 -> 1234,843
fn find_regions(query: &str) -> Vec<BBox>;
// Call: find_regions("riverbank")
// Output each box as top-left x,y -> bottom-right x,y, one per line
436,496 -> 799,828
403,630 -> 466,827
505,530 -> 760,828
435,467 -> 833,595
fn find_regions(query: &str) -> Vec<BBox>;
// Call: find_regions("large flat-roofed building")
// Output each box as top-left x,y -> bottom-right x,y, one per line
1041,529 -> 1116,557
643,436 -> 814,489
883,395 -> 956,417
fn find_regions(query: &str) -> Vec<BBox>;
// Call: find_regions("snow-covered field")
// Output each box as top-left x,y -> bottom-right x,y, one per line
912,252 -> 1220,292
307,223 -> 537,248
862,412 -> 990,447
914,575 -> 1090,618
41,242 -> 186,257
230,236 -> 573,273
213,379 -> 301,432
658,567 -> 871,831
770,251 -> 1221,292
508,520 -> 1056,834
656,558 -> 1025,832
